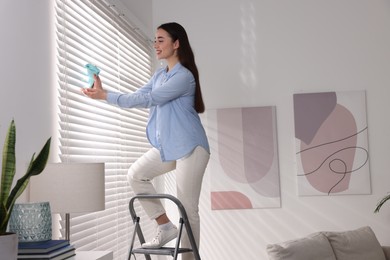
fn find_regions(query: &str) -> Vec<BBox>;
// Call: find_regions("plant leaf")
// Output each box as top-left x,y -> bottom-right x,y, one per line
0,120 -> 16,205
0,120 -> 16,233
6,137 -> 51,210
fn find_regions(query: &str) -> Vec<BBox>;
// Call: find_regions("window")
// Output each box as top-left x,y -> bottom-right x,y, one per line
55,0 -> 154,259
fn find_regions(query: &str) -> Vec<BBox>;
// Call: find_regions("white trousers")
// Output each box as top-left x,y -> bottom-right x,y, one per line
128,146 -> 210,260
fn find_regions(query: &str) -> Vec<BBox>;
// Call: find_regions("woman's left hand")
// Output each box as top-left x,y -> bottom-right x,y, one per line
82,74 -> 107,100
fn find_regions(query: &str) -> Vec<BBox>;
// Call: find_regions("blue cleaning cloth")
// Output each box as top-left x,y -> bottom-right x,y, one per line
85,64 -> 100,87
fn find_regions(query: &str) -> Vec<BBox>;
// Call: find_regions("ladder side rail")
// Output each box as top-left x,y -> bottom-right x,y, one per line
127,217 -> 139,260
172,217 -> 185,259
184,222 -> 201,260
129,197 -> 152,260
129,196 -> 148,245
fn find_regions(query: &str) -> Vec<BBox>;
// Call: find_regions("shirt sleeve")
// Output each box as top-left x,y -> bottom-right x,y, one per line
106,77 -> 154,108
106,68 -> 194,108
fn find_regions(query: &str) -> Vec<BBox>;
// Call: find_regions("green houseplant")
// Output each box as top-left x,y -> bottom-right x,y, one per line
0,119 -> 51,235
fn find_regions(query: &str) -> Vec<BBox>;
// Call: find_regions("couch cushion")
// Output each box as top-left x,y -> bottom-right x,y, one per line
267,232 -> 337,260
324,226 -> 386,260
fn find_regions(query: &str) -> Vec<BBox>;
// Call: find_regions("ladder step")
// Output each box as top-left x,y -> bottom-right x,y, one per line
132,246 -> 193,256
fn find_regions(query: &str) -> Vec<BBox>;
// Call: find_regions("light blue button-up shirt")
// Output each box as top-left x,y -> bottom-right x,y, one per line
106,63 -> 210,161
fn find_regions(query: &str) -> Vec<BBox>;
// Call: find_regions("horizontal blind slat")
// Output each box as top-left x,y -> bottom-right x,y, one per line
56,1 -> 155,259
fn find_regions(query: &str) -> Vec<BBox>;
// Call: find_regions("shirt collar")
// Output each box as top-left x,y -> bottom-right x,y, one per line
165,62 -> 182,76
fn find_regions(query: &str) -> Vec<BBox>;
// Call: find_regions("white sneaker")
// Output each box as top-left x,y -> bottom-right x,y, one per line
142,225 -> 178,249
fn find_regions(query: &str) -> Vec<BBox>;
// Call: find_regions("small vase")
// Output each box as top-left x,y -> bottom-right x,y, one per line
9,202 -> 52,242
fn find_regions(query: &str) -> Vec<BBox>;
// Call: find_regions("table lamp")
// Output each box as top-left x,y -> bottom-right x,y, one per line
29,163 -> 105,241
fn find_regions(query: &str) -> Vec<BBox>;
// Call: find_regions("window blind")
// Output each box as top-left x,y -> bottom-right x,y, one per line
55,1 -> 154,259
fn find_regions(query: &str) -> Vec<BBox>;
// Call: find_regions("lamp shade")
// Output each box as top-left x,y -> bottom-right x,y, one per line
29,163 -> 105,213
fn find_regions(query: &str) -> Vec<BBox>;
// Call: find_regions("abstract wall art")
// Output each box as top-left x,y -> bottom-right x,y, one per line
204,106 -> 281,210
293,91 -> 370,196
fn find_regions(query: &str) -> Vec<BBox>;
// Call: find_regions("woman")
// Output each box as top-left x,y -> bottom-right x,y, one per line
82,22 -> 210,259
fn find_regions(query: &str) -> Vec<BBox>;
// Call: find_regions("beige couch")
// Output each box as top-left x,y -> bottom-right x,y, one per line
267,226 -> 390,260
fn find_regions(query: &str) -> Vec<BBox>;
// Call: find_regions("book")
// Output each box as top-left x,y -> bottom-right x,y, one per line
18,240 -> 70,254
17,244 -> 75,259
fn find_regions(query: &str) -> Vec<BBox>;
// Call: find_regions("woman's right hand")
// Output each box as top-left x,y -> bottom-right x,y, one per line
82,74 -> 107,100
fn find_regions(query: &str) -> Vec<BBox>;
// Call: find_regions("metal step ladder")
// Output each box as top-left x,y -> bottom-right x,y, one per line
127,194 -> 201,260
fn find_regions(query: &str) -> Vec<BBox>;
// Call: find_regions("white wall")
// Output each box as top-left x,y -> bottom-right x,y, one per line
0,0 -> 56,201
2,1 -> 390,259
153,0 -> 390,259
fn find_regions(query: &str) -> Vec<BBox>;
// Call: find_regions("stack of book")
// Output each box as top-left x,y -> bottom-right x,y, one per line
17,239 -> 75,260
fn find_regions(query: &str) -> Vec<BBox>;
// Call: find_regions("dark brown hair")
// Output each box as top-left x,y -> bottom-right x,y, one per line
158,22 -> 205,113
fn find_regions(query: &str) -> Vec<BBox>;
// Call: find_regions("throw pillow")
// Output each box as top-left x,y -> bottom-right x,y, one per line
267,232 -> 337,260
324,226 -> 386,260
